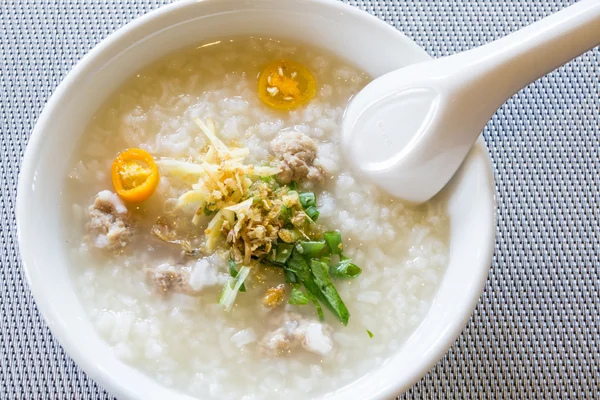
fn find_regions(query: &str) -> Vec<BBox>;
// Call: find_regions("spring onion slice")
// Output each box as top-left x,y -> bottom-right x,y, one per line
288,285 -> 310,305
266,243 -> 294,266
284,268 -> 298,284
310,260 -> 350,325
203,205 -> 214,216
305,286 -> 324,321
228,260 -> 247,292
280,205 -> 292,224
299,192 -> 316,208
219,266 -> 250,312
324,231 -> 343,255
286,250 -> 311,280
297,240 -> 327,259
286,251 -> 329,306
329,259 -> 362,279
304,206 -> 320,222
276,243 -> 294,264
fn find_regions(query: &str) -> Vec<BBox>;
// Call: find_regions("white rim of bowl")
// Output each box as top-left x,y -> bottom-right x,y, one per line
16,0 -> 497,399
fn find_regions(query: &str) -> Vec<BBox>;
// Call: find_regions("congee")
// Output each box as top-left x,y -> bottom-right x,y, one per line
65,37 -> 450,399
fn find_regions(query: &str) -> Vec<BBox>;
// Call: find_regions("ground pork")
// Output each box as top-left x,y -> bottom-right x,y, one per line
86,190 -> 132,251
147,258 -> 221,296
270,131 -> 323,184
259,312 -> 334,357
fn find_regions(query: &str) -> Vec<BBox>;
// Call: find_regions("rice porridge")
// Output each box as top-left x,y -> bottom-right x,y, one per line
65,37 -> 449,399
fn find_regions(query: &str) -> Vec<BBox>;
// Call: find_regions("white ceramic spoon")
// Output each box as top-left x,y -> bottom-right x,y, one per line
342,0 -> 600,204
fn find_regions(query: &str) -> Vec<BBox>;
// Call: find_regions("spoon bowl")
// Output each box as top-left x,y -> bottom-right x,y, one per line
343,0 -> 600,204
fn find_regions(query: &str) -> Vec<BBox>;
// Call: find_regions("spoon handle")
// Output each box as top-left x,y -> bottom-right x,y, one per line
448,0 -> 600,122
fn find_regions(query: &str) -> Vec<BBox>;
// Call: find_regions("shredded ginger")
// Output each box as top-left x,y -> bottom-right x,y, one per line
156,118 -> 285,256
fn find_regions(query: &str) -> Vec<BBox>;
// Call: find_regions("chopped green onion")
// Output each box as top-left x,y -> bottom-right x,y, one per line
228,259 -> 247,292
286,250 -> 351,324
228,259 -> 237,275
276,243 -> 294,264
266,244 -> 290,265
280,205 -> 292,224
288,285 -> 310,305
286,250 -> 328,306
288,181 -> 298,190
329,259 -> 362,279
324,231 -> 343,255
297,240 -> 327,259
286,250 -> 311,280
310,260 -> 350,325
304,206 -> 320,222
299,192 -> 316,208
367,329 -> 374,338
203,205 -> 215,216
268,243 -> 293,265
219,266 -> 250,311
305,286 -> 324,320
284,268 -> 298,284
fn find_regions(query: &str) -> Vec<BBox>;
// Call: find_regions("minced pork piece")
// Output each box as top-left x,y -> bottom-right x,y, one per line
147,258 -> 220,296
259,313 -> 334,357
270,131 -> 323,184
86,190 -> 133,251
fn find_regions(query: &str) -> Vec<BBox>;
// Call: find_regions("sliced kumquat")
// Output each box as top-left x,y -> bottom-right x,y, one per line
258,60 -> 316,110
111,148 -> 159,203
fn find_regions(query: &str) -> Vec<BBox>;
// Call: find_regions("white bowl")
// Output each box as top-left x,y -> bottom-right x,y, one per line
16,0 -> 496,399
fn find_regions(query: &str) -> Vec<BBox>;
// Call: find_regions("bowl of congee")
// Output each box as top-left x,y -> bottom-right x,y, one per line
17,0 -> 495,399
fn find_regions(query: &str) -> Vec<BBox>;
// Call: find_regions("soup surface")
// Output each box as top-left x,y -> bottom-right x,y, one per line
65,37 -> 449,399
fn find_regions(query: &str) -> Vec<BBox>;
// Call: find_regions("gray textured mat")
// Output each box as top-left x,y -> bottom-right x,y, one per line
1,0 -> 599,398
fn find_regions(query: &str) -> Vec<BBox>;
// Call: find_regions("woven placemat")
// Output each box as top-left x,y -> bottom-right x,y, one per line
1,0 -> 598,398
